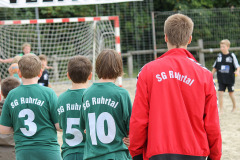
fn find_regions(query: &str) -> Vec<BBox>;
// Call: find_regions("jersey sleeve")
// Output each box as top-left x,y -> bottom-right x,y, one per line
0,97 -> 13,127
49,90 -> 59,124
121,90 -> 132,133
56,98 -> 63,129
79,94 -> 86,131
129,66 -> 149,159
231,53 -> 240,69
204,75 -> 222,160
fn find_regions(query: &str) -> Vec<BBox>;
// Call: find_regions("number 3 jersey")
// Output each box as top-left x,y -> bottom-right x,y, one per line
57,89 -> 86,159
0,84 -> 60,152
80,82 -> 132,160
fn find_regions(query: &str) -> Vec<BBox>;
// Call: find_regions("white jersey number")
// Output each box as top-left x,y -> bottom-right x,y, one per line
18,109 -> 37,136
88,112 -> 116,145
65,118 -> 83,146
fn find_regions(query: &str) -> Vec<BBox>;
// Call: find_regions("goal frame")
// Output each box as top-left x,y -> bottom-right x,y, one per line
0,16 -> 122,86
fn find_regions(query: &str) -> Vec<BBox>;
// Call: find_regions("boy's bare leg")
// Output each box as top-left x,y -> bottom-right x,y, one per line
229,92 -> 236,112
218,91 -> 224,113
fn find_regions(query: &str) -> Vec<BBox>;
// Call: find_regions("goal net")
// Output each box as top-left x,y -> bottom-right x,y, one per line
0,16 -> 121,85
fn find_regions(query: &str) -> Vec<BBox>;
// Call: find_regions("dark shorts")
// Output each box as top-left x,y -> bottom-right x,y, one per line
218,83 -> 234,92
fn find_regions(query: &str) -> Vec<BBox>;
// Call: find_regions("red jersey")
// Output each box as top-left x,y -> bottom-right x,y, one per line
129,48 -> 222,160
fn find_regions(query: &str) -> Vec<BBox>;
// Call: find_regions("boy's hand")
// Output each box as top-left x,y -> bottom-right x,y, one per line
234,71 -> 239,76
122,136 -> 130,147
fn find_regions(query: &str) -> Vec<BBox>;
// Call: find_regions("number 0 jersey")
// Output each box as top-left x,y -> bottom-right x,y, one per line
80,82 -> 132,160
57,89 -> 86,159
0,84 -> 60,152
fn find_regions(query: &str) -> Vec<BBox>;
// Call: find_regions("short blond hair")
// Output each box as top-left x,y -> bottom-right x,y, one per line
164,13 -> 194,47
22,42 -> 31,50
18,54 -> 41,78
220,39 -> 230,47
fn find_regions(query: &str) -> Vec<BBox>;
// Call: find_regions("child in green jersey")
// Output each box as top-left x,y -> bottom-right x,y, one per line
80,49 -> 132,160
57,55 -> 92,160
0,54 -> 62,160
0,77 -> 20,160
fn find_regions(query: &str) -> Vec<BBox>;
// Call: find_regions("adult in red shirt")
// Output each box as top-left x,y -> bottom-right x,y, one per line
129,13 -> 222,160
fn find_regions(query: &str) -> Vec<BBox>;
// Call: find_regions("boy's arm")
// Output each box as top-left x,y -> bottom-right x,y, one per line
211,68 -> 217,75
122,90 -> 132,148
0,125 -> 14,134
234,67 -> 240,75
204,76 -> 222,160
55,123 -> 62,132
49,90 -> 60,131
129,67 -> 149,160
0,58 -> 13,63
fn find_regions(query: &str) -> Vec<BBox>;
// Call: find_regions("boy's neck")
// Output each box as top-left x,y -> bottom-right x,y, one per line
222,51 -> 229,55
167,43 -> 188,50
99,78 -> 116,83
71,82 -> 88,90
21,77 -> 39,85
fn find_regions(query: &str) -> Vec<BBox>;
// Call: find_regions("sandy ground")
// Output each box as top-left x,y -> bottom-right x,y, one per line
53,77 -> 240,160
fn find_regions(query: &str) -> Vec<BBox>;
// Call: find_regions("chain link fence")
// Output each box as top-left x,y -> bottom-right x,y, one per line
0,0 -> 154,79
153,8 -> 240,70
1,6 -> 240,78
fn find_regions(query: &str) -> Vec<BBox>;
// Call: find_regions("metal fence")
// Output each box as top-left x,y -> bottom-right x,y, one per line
1,6 -> 240,78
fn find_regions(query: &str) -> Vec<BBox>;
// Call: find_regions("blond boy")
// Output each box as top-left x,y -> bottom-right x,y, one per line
0,43 -> 34,63
0,54 -> 61,160
129,14 -> 222,160
212,39 -> 240,112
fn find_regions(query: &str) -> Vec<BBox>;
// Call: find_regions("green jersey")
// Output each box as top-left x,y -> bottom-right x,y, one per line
80,82 -> 132,160
0,84 -> 60,153
57,89 -> 86,159
18,52 -> 35,57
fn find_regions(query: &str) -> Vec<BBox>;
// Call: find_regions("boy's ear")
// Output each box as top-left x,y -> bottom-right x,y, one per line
88,72 -> 92,80
164,34 -> 168,43
67,72 -> 71,80
38,69 -> 43,78
188,35 -> 192,44
18,70 -> 22,78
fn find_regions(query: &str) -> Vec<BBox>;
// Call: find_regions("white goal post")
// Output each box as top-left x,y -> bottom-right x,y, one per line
0,16 -> 122,86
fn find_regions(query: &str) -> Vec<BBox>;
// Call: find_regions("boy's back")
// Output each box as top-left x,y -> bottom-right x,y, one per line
81,82 -> 132,160
57,89 -> 86,159
1,84 -> 60,152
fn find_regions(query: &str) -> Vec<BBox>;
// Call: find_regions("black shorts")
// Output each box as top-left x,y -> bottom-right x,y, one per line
218,83 -> 234,92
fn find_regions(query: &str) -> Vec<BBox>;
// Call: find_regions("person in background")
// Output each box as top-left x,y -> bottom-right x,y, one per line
0,43 -> 34,63
38,54 -> 51,87
212,39 -> 240,112
8,55 -> 22,83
